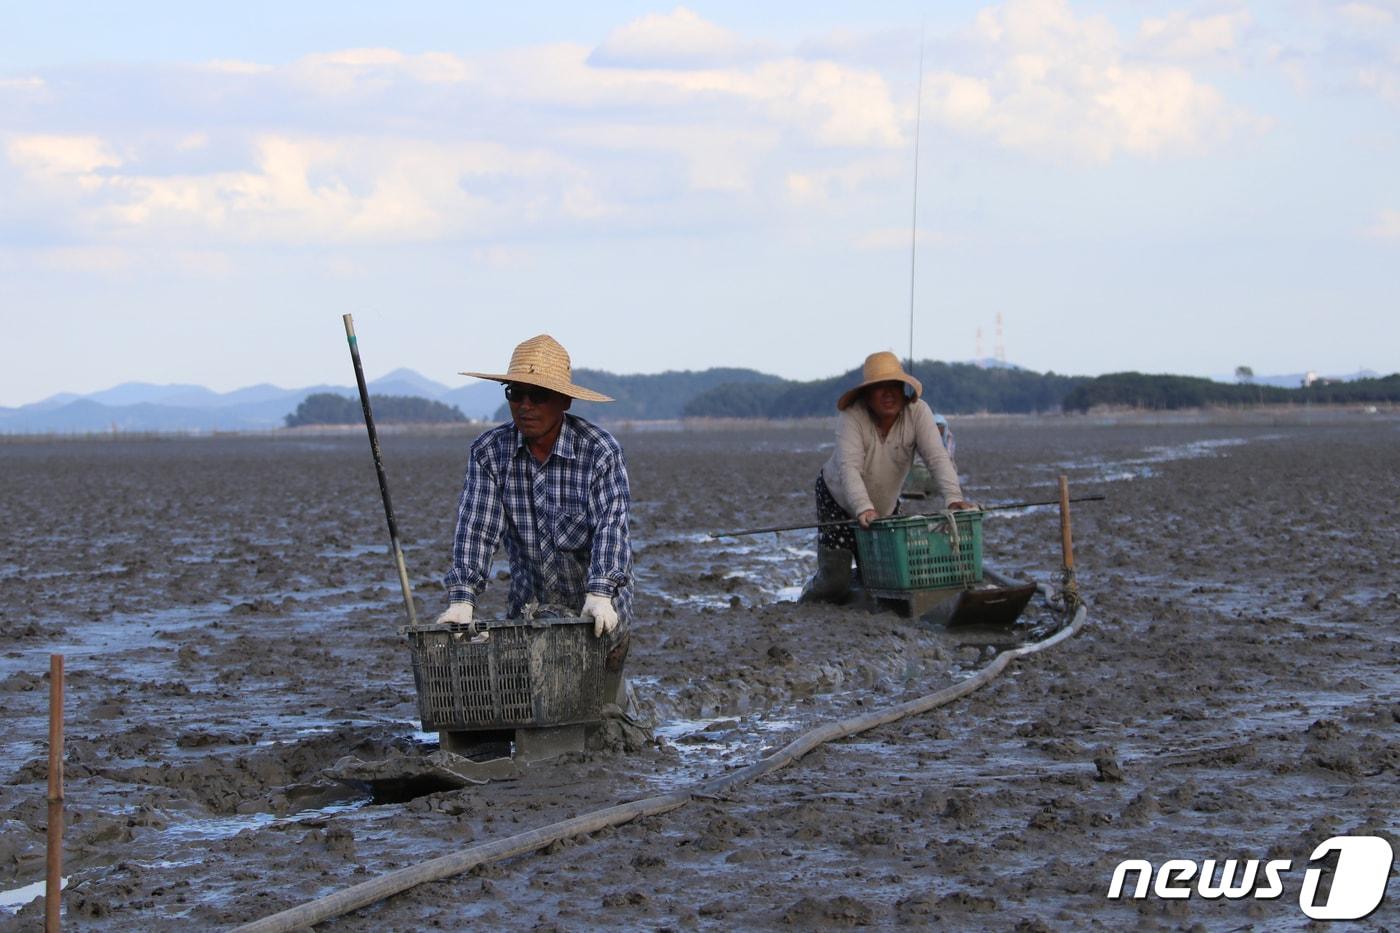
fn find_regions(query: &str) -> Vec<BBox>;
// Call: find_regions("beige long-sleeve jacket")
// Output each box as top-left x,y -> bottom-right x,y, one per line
820,399 -> 963,517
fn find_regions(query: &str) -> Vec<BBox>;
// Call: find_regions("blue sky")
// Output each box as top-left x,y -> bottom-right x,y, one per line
2,1 -> 1397,405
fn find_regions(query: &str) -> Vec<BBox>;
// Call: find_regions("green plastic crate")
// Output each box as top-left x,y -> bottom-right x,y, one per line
854,511 -> 983,592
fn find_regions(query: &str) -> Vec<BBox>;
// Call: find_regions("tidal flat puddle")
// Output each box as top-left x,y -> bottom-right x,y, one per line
0,877 -> 67,915
1057,436 -> 1251,484
155,801 -> 368,846
649,712 -> 811,790
639,536 -> 811,610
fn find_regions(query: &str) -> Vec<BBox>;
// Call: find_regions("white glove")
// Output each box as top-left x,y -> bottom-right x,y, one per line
580,593 -> 618,638
435,602 -> 476,631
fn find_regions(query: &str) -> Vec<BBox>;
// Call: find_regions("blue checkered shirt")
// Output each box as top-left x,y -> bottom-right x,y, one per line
444,414 -> 633,623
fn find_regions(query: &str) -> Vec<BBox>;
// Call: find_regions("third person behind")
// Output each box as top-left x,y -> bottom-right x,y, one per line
801,351 -> 974,603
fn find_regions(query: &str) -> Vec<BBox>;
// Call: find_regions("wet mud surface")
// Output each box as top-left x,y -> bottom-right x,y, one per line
1,413 -> 1397,929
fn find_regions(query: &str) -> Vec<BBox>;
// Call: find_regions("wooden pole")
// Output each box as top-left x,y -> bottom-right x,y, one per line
46,653 -> 63,932
1057,475 -> 1075,573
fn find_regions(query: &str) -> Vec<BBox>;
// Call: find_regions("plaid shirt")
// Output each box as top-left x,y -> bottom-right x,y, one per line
444,414 -> 633,623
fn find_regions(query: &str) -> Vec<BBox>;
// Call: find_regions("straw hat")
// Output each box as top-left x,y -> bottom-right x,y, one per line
461,334 -> 613,402
836,351 -> 923,411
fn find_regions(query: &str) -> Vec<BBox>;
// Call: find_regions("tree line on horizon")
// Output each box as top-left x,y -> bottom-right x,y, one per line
683,364 -> 1400,417
285,393 -> 467,427
283,368 -> 1400,427
682,361 -> 1087,418
1060,372 -> 1400,412
489,367 -> 786,422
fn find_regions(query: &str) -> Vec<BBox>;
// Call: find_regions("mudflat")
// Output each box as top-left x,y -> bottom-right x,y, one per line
1,412 -> 1396,929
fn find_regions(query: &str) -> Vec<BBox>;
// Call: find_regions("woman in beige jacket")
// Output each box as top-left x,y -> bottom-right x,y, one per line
801,351 -> 973,602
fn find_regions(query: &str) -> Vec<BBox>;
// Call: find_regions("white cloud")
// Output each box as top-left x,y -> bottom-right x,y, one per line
783,156 -> 904,206
6,133 -> 606,243
1364,208 -> 1400,238
483,41 -> 901,148
590,6 -> 770,68
289,48 -> 473,96
556,123 -> 780,193
1138,10 -> 1252,61
7,134 -> 122,176
920,0 -> 1258,161
0,5 -> 1265,255
766,59 -> 902,147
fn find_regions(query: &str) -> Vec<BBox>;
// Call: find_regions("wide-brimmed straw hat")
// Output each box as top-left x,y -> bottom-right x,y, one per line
461,334 -> 613,402
836,351 -> 923,411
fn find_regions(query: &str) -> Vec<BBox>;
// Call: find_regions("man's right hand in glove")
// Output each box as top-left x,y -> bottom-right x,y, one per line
435,602 -> 475,631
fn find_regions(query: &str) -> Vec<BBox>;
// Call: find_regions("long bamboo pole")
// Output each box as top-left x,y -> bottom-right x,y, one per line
342,314 -> 418,626
46,653 -> 63,932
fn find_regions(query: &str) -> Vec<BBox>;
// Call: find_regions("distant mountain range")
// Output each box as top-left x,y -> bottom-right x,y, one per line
0,369 -> 507,434
0,367 -> 780,434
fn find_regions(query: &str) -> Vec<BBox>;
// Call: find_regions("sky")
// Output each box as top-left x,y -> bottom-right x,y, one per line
2,0 -> 1398,406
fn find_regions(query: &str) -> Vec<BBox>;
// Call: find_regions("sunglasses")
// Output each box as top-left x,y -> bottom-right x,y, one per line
504,383 -> 557,405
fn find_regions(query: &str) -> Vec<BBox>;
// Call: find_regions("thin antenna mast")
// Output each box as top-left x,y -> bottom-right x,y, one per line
907,29 -> 925,374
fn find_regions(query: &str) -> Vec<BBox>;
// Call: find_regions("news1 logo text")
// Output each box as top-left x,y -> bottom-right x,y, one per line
1107,835 -> 1393,921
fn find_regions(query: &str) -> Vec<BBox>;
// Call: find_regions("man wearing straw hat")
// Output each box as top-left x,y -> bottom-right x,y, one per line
436,334 -> 632,638
801,350 -> 973,603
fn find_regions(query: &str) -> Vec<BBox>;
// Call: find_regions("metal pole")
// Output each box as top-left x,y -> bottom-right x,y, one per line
342,314 -> 419,626
46,653 -> 63,932
907,29 -> 925,374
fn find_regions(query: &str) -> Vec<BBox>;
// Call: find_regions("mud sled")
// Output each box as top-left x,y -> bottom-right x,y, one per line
855,511 -> 1035,626
402,613 -> 628,763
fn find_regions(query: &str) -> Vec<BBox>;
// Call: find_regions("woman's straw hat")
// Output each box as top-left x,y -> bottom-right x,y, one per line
836,351 -> 923,411
461,334 -> 613,402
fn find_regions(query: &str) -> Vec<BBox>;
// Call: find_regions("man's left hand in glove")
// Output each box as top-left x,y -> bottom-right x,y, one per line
580,593 -> 618,638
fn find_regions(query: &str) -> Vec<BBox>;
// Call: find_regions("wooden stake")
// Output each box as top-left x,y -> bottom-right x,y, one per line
46,653 -> 63,932
1058,475 -> 1075,573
